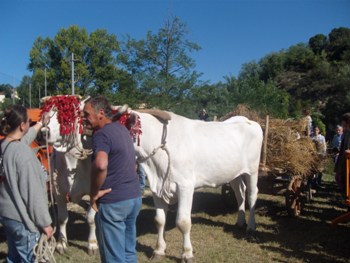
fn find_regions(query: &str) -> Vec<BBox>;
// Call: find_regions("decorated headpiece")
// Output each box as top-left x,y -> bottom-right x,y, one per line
41,95 -> 83,136
112,106 -> 142,146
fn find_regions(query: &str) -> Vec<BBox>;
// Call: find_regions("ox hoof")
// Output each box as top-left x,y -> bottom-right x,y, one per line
56,245 -> 65,255
181,257 -> 194,263
88,247 -> 99,256
56,240 -> 68,255
150,253 -> 166,262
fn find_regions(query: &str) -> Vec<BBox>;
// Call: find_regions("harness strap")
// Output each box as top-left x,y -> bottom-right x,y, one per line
136,121 -> 173,203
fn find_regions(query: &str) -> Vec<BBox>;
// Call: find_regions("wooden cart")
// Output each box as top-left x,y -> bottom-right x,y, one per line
221,168 -> 315,217
221,114 -> 321,217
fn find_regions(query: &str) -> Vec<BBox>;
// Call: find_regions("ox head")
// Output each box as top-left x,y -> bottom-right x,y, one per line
110,105 -> 142,146
40,95 -> 90,152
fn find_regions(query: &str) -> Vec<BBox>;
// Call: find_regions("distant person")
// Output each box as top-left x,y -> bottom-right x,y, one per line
332,125 -> 343,150
332,125 -> 343,162
198,109 -> 209,121
335,113 -> 350,195
0,105 -> 53,263
303,109 -> 313,137
136,162 -> 146,194
312,126 -> 327,187
312,126 -> 327,155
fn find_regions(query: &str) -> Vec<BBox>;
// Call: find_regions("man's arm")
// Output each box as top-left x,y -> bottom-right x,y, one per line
90,150 -> 111,211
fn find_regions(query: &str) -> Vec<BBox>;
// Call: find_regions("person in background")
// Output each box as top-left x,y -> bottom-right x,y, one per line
303,109 -> 313,137
0,105 -> 53,263
335,113 -> 350,196
332,125 -> 343,162
136,162 -> 146,194
83,96 -> 142,263
198,109 -> 209,121
312,126 -> 327,187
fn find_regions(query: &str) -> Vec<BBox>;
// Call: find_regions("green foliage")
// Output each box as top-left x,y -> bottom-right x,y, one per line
2,23 -> 348,131
311,112 -> 326,135
28,25 -> 124,97
327,27 -> 350,61
118,16 -> 202,111
309,33 -> 328,55
225,76 -> 290,119
186,83 -> 230,119
16,76 -> 36,107
0,84 -> 13,98
234,27 -> 350,134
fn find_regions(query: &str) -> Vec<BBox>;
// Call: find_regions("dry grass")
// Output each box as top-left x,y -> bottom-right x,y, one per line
1,173 -> 349,263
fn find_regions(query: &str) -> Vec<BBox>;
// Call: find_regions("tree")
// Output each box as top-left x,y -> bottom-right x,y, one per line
28,26 -> 124,96
16,76 -> 34,107
224,75 -> 290,118
0,84 -> 15,112
327,27 -> 350,61
309,34 -> 328,55
189,83 -> 230,119
119,16 -> 202,110
0,84 -> 13,98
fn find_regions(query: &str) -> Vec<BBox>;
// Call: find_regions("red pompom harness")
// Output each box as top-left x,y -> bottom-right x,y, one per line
112,108 -> 142,146
41,95 -> 83,136
41,96 -> 142,145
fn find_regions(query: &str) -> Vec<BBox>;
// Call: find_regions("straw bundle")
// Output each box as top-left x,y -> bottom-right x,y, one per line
221,105 -> 321,177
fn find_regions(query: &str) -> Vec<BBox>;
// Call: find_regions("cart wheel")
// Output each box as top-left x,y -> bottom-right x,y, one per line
221,183 -> 237,209
285,177 -> 303,217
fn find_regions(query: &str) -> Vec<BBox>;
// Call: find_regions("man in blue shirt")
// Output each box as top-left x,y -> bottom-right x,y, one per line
83,96 -> 142,263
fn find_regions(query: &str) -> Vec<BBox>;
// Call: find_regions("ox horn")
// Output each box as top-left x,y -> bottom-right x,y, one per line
40,96 -> 52,103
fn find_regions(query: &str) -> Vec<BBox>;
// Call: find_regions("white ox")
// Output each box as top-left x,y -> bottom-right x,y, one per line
40,96 -> 98,255
42,96 -> 263,262
125,108 -> 263,262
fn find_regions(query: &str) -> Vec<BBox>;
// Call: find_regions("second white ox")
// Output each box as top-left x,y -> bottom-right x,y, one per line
40,96 -> 98,255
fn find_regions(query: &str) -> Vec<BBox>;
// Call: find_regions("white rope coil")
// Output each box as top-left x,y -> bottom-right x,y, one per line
34,234 -> 57,263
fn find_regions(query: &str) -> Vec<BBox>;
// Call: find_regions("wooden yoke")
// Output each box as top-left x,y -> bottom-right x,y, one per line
331,150 -> 350,225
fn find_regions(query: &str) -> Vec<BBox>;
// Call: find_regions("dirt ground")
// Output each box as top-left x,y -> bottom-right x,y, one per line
0,174 -> 350,263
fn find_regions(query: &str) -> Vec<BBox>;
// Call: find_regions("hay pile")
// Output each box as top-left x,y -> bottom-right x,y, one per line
221,105 -> 321,176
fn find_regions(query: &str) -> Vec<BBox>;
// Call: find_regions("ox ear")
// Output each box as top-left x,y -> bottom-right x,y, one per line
129,110 -> 139,126
111,104 -> 129,114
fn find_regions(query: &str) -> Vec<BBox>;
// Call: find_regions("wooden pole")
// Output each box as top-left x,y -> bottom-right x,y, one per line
262,115 -> 269,168
346,150 -> 350,201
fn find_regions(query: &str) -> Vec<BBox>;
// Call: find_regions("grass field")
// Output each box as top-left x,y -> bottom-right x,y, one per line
1,172 -> 349,263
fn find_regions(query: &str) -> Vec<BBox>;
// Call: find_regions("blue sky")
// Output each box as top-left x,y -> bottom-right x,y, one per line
0,0 -> 349,87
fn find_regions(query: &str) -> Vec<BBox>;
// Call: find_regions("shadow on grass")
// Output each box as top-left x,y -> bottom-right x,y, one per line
138,183 -> 350,263
39,180 -> 350,262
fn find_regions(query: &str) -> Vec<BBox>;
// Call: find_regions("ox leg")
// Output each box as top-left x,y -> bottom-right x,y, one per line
54,193 -> 69,254
176,187 -> 194,263
152,197 -> 168,260
230,176 -> 247,227
245,172 -> 258,231
86,207 -> 98,255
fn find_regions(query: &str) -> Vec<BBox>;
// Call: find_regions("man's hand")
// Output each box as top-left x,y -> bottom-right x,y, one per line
42,225 -> 54,239
90,188 -> 112,212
